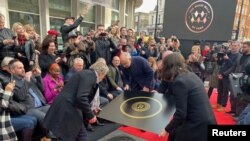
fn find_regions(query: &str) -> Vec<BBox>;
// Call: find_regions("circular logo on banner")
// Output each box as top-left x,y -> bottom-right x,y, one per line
185,0 -> 213,33
120,97 -> 163,119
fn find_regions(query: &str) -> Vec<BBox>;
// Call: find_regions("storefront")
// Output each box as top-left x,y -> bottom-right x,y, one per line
0,0 -> 142,38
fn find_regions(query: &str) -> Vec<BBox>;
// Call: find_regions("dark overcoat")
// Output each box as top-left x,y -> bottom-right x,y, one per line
165,72 -> 217,141
43,69 -> 97,140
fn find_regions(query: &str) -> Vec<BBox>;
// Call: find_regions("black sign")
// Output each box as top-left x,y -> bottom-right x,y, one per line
163,0 -> 237,41
98,91 -> 175,134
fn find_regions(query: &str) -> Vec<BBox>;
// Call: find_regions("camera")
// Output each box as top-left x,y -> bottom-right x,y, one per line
99,32 -> 108,37
214,44 -> 230,66
55,50 -> 65,58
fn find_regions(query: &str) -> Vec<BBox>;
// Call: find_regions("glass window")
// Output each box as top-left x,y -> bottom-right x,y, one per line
152,16 -> 154,25
49,17 -> 64,49
80,22 -> 95,35
8,0 -> 39,14
158,15 -> 161,24
112,0 -> 119,10
49,0 -> 71,18
111,11 -> 119,24
79,3 -> 96,23
9,11 -> 40,34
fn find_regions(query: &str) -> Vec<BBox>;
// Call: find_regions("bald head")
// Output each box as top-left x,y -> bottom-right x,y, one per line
119,52 -> 131,68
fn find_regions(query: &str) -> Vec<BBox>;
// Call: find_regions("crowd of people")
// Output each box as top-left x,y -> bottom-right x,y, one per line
0,6 -> 250,141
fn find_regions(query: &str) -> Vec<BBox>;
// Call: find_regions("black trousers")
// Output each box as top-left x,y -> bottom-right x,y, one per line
217,78 -> 230,107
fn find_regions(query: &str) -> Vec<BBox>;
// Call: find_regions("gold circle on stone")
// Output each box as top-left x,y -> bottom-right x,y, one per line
131,102 -> 150,112
120,97 -> 163,119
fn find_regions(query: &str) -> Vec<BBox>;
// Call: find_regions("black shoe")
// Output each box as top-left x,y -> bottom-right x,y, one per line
87,124 -> 95,132
95,120 -> 105,126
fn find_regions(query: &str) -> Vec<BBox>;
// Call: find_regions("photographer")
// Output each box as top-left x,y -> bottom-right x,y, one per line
39,38 -> 67,78
94,24 -> 117,64
217,41 -> 241,112
230,41 -> 250,117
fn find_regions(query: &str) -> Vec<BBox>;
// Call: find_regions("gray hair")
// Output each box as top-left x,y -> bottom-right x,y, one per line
96,58 -> 106,64
90,61 -> 109,75
1,57 -> 14,68
73,57 -> 84,65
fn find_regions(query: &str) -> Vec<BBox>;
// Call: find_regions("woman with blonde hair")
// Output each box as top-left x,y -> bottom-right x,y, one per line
187,44 -> 204,78
148,57 -> 158,72
12,22 -> 36,72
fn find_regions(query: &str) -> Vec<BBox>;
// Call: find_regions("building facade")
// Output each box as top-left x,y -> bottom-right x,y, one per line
147,0 -> 165,37
134,12 -> 149,35
0,0 -> 142,38
233,0 -> 250,41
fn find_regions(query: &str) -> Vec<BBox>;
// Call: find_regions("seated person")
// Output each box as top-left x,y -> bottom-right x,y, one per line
64,57 -> 84,83
43,63 -> 64,104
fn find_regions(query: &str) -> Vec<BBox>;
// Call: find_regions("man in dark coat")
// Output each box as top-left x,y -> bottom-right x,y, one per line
60,6 -> 89,43
43,61 -> 109,141
120,52 -> 155,92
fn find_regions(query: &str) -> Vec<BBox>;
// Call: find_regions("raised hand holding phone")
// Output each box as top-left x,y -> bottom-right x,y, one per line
5,80 -> 15,93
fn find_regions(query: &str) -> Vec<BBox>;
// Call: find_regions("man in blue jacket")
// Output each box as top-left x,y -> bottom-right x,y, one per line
120,52 -> 155,92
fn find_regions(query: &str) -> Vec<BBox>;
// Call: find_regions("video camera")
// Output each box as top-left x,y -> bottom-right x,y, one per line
213,44 -> 230,65
229,64 -> 250,97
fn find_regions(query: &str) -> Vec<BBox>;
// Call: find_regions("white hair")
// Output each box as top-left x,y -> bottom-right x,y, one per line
90,61 -> 109,75
73,58 -> 84,65
1,57 -> 14,68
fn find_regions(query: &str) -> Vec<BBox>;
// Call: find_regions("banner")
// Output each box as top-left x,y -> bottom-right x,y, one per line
163,0 -> 237,41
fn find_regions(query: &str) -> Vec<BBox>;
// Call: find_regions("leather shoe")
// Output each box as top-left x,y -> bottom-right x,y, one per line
86,124 -> 95,132
95,120 -> 105,126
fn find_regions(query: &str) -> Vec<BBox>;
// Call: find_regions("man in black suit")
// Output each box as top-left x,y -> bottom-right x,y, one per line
43,61 -> 109,141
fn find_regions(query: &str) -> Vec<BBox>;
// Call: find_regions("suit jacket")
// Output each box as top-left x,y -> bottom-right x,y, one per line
165,72 -> 216,141
43,69 -> 97,139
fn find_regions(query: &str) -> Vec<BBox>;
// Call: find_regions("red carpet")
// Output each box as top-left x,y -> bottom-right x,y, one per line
118,90 -> 236,141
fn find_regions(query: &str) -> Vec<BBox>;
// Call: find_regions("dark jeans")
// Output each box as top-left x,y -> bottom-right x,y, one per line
11,115 -> 37,131
207,87 -> 214,98
217,78 -> 230,107
100,96 -> 109,108
26,105 -> 50,123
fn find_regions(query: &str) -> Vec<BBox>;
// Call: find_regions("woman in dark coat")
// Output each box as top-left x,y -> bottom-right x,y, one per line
158,53 -> 216,141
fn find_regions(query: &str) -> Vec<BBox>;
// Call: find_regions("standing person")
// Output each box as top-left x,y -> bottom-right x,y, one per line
43,61 -> 109,141
119,52 -> 155,92
0,81 -> 17,141
158,53 -> 216,141
0,13 -> 16,64
60,6 -> 89,43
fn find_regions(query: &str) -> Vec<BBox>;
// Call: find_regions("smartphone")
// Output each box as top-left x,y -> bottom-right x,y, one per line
12,36 -> 16,40
10,74 -> 13,82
